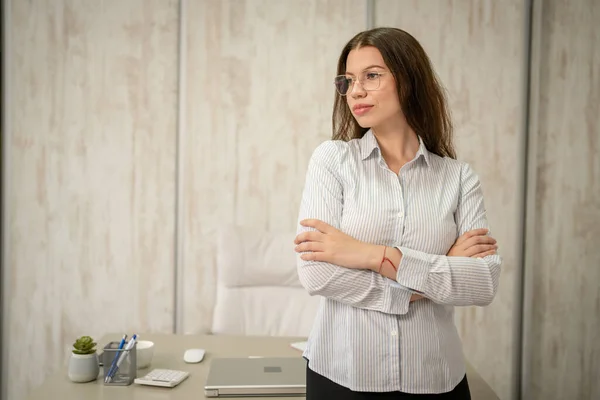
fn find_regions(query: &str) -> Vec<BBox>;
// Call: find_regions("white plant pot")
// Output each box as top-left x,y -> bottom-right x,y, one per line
68,353 -> 100,383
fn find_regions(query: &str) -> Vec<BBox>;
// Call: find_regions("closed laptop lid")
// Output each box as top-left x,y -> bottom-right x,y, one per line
204,357 -> 306,397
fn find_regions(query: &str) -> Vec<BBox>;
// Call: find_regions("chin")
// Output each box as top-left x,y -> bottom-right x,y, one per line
354,115 -> 377,129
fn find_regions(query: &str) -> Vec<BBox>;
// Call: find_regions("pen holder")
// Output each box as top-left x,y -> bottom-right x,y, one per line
103,341 -> 137,386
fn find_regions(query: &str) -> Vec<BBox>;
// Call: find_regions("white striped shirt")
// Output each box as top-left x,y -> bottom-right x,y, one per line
296,129 -> 502,394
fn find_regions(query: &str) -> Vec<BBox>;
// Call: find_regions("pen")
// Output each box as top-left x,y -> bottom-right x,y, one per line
106,334 -> 138,383
105,334 -> 127,383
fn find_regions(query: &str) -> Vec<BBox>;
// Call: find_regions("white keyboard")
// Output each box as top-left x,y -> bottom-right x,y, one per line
134,369 -> 190,388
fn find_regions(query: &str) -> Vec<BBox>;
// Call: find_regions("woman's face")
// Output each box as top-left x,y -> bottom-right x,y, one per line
343,46 -> 403,130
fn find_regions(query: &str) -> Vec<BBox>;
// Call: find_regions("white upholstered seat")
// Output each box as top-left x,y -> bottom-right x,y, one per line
211,225 -> 320,337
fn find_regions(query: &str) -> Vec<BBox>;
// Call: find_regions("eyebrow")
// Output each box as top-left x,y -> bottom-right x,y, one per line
345,65 -> 386,75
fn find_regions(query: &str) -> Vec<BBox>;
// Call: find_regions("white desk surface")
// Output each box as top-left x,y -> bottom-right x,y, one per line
27,333 -> 499,400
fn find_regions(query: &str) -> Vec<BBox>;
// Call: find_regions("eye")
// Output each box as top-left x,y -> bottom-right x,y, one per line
365,72 -> 380,80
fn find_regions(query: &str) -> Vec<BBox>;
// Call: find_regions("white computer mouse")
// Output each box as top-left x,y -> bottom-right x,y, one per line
183,348 -> 206,363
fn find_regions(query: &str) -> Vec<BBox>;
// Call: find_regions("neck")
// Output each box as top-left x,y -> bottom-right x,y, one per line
371,121 -> 420,168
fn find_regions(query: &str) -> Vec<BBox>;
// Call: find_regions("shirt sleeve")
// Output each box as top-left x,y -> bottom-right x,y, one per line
296,141 -> 413,314
394,162 -> 502,306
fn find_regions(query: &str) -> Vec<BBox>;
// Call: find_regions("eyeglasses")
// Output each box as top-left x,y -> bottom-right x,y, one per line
334,72 -> 387,96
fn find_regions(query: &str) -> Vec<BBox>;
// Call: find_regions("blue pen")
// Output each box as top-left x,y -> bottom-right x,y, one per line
107,334 -> 138,383
105,334 -> 127,383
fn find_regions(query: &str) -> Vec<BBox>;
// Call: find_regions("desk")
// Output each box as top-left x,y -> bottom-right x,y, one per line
27,333 -> 499,400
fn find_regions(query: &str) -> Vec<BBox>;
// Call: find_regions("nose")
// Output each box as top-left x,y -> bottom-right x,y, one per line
349,79 -> 367,98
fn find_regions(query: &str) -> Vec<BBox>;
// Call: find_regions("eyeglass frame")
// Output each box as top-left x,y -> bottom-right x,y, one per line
333,71 -> 389,96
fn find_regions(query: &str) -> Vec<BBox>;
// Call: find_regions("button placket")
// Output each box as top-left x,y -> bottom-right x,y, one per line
389,320 -> 401,388
397,175 -> 405,220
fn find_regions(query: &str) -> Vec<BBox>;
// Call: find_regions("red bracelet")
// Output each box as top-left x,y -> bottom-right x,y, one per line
378,246 -> 398,273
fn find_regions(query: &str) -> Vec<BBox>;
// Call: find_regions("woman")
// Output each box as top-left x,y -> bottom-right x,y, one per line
294,27 -> 501,399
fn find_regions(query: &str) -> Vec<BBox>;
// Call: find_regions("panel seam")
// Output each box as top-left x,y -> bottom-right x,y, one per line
1,0 -> 12,398
518,0 -> 543,399
174,0 -> 187,334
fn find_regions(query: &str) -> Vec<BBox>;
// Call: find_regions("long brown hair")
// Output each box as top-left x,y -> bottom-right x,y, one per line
332,27 -> 456,159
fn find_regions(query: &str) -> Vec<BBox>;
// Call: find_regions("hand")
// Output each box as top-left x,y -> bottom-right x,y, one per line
294,219 -> 379,270
447,228 -> 497,258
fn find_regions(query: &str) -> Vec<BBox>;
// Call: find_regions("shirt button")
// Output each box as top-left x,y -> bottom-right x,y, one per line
391,331 -> 398,336
398,212 -> 404,218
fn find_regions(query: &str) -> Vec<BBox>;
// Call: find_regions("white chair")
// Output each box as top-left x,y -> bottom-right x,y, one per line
211,225 -> 321,337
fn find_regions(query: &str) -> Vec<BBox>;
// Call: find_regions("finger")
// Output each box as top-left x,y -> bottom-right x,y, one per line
465,244 -> 497,257
455,228 -> 489,245
463,235 -> 496,248
472,249 -> 497,259
295,242 -> 325,253
300,252 -> 329,262
294,231 -> 323,244
300,219 -> 333,233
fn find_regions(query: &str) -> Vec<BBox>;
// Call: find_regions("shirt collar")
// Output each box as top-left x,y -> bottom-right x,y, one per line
359,129 -> 431,166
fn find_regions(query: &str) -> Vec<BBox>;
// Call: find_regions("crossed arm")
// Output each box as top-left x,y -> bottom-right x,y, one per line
295,143 -> 501,314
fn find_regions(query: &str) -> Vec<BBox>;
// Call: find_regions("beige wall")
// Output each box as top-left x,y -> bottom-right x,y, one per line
4,1 -> 180,399
522,0 -> 600,399
3,1 -> 599,400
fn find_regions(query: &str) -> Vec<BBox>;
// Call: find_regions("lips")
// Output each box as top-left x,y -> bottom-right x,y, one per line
352,104 -> 374,116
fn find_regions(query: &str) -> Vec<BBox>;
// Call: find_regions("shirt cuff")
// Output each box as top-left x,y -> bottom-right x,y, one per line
388,280 -> 415,293
395,247 -> 431,293
382,279 -> 412,314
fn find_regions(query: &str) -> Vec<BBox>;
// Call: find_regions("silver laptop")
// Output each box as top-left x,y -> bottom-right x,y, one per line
204,357 -> 306,397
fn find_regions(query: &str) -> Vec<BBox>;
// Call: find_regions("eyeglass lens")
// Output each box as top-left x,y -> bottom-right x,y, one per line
334,73 -> 380,95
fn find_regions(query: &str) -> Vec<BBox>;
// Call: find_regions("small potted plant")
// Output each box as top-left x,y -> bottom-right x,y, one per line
67,336 -> 100,383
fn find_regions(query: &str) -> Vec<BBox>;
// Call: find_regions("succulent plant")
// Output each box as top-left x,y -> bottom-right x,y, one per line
72,336 -> 97,355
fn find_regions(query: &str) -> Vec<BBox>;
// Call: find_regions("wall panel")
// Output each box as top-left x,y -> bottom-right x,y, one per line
6,1 -> 179,398
524,0 -> 600,398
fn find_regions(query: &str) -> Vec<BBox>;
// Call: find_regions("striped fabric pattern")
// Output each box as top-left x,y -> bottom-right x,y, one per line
296,129 -> 502,394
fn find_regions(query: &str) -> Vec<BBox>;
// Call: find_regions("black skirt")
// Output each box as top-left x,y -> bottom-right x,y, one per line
306,365 -> 471,400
